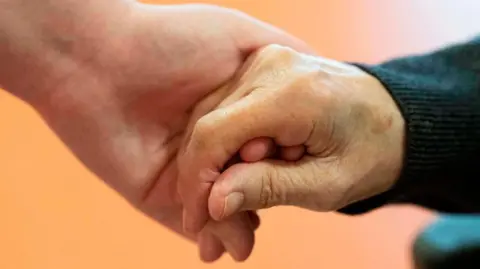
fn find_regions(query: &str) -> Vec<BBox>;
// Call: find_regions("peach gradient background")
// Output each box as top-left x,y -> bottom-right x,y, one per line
1,1 -> 479,268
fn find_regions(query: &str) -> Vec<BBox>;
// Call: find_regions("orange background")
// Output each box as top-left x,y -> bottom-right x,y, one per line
1,1 -> 479,268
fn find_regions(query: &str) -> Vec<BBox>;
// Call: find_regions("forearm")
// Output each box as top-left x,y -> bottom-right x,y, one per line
0,0 -> 135,103
341,36 -> 480,214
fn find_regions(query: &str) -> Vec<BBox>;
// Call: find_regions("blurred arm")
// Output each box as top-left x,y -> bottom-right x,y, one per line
340,36 -> 480,214
0,0 -> 134,103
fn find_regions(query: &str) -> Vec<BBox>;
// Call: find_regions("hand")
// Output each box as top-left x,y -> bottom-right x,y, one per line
179,44 -> 405,231
25,4 -> 312,262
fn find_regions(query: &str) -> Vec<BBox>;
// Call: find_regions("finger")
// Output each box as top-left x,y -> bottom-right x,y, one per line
208,158 -> 334,220
239,137 -> 276,162
248,211 -> 261,230
280,145 -> 305,161
180,89 -> 313,233
223,153 -> 242,172
206,212 -> 255,262
198,231 -> 225,263
223,138 -> 274,171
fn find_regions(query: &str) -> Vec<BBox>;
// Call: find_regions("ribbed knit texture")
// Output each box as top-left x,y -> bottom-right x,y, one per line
340,36 -> 480,214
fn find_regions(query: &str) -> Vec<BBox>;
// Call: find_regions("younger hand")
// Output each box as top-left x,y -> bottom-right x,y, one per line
20,3 -> 312,262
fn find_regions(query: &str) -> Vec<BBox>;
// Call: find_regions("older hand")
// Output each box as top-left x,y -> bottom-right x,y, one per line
179,44 -> 405,232
16,3 -> 311,262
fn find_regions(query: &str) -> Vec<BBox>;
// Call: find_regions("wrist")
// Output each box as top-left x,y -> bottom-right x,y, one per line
340,68 -> 406,208
0,0 -> 138,105
369,71 -> 406,190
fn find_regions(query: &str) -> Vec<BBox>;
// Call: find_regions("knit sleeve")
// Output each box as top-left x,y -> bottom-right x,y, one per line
339,36 -> 480,215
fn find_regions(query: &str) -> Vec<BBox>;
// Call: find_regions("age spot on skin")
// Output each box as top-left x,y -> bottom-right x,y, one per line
349,102 -> 393,135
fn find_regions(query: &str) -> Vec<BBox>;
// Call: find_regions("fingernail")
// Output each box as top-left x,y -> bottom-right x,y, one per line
223,192 -> 245,218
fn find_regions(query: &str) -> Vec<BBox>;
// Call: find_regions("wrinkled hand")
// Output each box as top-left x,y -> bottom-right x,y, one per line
31,4 -> 312,262
179,44 -> 405,233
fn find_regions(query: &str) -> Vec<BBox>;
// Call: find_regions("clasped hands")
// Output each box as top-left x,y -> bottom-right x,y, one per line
28,3 -> 405,264
176,44 -> 405,262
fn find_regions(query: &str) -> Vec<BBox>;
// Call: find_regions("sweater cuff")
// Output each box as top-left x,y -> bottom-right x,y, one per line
339,63 -> 480,214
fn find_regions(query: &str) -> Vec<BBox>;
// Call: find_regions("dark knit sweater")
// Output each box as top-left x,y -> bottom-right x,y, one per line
336,36 -> 480,268
340,35 -> 480,215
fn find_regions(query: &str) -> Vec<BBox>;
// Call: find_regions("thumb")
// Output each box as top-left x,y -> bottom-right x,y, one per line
208,158 -> 323,221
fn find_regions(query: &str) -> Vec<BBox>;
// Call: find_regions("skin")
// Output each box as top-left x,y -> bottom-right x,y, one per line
179,44 -> 406,233
0,0 -> 313,262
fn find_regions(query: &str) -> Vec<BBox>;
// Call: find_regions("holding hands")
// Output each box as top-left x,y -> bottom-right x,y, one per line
179,44 -> 406,257
1,0 -> 408,263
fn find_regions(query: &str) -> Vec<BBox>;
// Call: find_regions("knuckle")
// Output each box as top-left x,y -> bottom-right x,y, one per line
261,44 -> 295,56
276,71 -> 336,123
257,44 -> 298,66
277,74 -> 317,113
258,166 -> 282,208
274,67 -> 320,100
187,115 -> 219,154
284,74 -> 313,96
258,173 -> 274,208
192,115 -> 216,142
